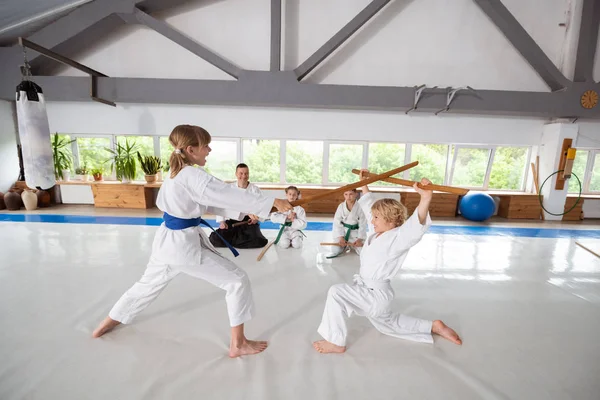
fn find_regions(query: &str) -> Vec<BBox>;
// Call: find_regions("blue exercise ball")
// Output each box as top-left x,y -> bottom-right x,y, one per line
459,192 -> 495,222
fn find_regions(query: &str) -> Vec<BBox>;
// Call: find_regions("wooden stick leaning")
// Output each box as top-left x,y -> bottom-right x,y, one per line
531,161 -> 545,221
270,161 -> 419,213
575,241 -> 600,259
256,240 -> 275,261
320,242 -> 359,247
350,169 -> 469,195
258,162 -> 420,261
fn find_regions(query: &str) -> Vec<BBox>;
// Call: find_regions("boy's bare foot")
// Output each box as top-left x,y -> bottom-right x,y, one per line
92,316 -> 121,338
229,339 -> 268,358
432,320 -> 462,345
312,340 -> 346,354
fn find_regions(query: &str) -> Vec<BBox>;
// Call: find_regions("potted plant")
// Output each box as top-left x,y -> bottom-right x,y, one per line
51,133 -> 75,181
91,168 -> 104,181
75,165 -> 89,181
137,152 -> 162,183
106,139 -> 138,183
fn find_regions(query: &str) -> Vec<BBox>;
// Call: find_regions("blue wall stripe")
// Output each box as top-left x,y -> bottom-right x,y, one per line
1,212 -> 600,238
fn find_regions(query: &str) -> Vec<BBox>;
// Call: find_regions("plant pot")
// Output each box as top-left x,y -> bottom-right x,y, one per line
93,174 -> 103,182
21,189 -> 38,211
61,170 -> 71,181
81,174 -> 89,182
4,191 -> 21,210
121,178 -> 132,184
145,174 -> 157,183
36,190 -> 51,208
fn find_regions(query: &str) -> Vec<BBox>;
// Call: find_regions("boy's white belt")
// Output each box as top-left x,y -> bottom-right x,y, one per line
353,274 -> 391,290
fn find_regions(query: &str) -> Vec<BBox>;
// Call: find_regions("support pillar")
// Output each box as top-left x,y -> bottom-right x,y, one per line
538,122 -> 579,220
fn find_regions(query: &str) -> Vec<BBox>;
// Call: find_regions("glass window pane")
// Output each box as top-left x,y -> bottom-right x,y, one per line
328,143 -> 363,183
488,147 -> 528,190
409,144 -> 448,184
590,153 -> 600,192
242,139 -> 280,183
204,141 -> 237,181
451,147 -> 490,187
77,137 -> 111,171
116,136 -> 153,180
286,140 -> 323,184
568,150 -> 588,193
368,143 -> 405,186
159,137 -> 173,171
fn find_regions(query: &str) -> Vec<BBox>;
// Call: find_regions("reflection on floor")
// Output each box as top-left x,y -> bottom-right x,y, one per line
0,216 -> 599,399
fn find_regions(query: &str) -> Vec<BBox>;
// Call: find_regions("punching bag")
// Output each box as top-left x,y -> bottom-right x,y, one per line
16,80 -> 55,190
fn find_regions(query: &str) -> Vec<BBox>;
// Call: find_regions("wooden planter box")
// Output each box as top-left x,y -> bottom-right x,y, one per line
91,182 -> 155,209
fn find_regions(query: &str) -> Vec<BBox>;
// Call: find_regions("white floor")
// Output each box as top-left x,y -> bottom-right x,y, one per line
1,221 -> 600,400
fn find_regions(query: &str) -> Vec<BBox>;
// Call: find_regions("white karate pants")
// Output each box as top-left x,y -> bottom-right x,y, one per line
317,276 -> 433,347
277,230 -> 303,249
329,230 -> 362,256
108,251 -> 253,327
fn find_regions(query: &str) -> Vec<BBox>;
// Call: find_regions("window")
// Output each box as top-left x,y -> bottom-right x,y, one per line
159,137 -> 173,172
450,147 -> 491,188
488,147 -> 529,190
76,137 -> 111,171
286,140 -> 323,184
204,140 -> 238,181
116,136 -> 154,180
242,139 -> 280,183
409,144 -> 448,185
588,152 -> 600,192
368,143 -> 406,186
328,143 -> 364,184
568,150 -> 589,193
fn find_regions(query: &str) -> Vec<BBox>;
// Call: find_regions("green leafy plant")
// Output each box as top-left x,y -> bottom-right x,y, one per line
106,139 -> 139,181
91,168 -> 103,175
75,165 -> 88,175
51,133 -> 75,179
137,152 -> 162,175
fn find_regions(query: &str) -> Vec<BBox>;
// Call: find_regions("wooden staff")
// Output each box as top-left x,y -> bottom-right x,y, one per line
320,242 -> 359,247
351,169 -> 469,195
531,161 -> 545,221
256,240 -> 275,261
232,220 -> 250,227
271,161 -> 419,212
575,242 -> 600,259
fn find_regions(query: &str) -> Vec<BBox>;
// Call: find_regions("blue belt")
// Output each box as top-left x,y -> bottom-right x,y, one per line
162,212 -> 239,257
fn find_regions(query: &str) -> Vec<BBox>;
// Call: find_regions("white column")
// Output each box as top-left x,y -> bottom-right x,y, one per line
538,122 -> 579,221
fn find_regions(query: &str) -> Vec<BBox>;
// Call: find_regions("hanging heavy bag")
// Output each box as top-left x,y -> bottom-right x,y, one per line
16,80 -> 55,190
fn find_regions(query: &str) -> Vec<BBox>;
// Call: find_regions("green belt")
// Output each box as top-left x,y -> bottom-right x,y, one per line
327,222 -> 359,259
342,222 -> 359,241
275,221 -> 306,244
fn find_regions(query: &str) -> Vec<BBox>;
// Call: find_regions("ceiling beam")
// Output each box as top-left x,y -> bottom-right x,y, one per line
1,73 -> 598,119
294,0 -> 392,81
270,0 -> 282,71
574,0 -> 600,82
473,0 -> 572,91
131,8 -> 242,79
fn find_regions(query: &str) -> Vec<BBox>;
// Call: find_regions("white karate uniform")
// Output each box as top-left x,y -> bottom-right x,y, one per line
329,200 -> 367,255
270,206 -> 307,248
317,192 -> 434,346
215,182 -> 264,223
108,166 -> 273,327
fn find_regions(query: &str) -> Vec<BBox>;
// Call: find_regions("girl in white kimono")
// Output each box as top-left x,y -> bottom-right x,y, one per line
270,186 -> 307,248
327,189 -> 367,258
313,172 -> 461,354
92,125 -> 292,358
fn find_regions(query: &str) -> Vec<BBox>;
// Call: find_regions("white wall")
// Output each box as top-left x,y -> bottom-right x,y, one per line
56,0 -> 571,92
46,102 -> 544,146
0,100 -> 19,193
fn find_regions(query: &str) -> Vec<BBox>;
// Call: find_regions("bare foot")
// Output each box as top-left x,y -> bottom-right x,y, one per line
312,340 -> 346,354
229,340 -> 268,358
92,316 -> 121,338
432,320 -> 462,345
